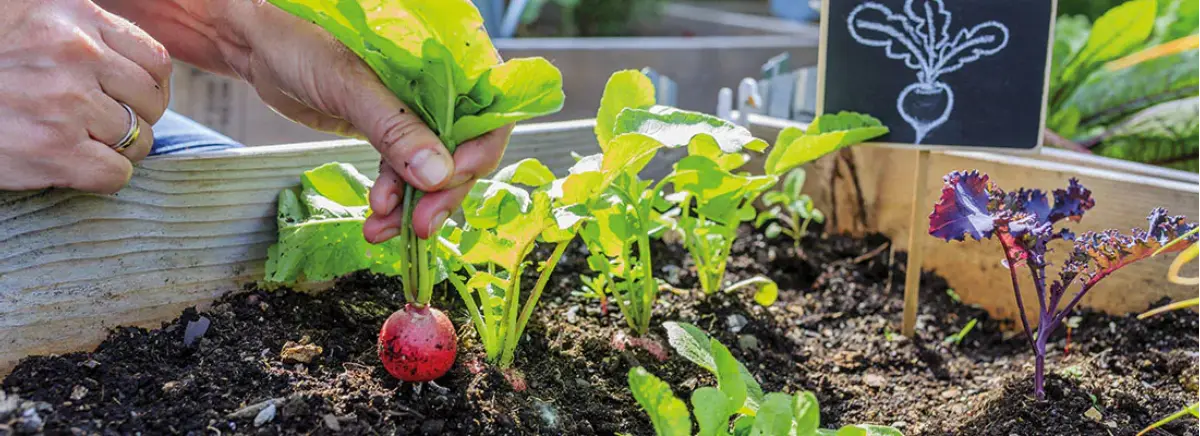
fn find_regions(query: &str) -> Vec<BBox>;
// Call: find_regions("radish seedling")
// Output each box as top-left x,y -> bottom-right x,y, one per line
437,158 -> 587,368
846,0 -> 1009,143
755,169 -> 824,251
627,321 -> 904,436
928,170 -> 1197,400
263,0 -> 564,381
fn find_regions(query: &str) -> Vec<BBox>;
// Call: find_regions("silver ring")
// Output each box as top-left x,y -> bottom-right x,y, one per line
110,103 -> 140,152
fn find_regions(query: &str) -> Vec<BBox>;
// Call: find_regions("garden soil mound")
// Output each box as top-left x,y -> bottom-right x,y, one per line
3,229 -> 1196,435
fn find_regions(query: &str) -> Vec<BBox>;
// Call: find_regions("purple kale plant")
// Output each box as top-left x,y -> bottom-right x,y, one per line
928,170 -> 1197,400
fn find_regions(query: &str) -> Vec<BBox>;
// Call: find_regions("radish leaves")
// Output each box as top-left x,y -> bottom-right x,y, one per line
633,322 -> 904,436
265,0 -> 565,309
764,112 -> 888,176
265,163 -> 406,284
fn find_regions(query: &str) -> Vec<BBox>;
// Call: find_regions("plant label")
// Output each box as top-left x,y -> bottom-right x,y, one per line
817,0 -> 1055,151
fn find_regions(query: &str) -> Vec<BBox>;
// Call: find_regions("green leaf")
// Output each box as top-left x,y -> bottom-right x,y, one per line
725,276 -> 779,307
690,134 -> 752,171
764,222 -> 783,239
1051,15 -> 1093,91
265,163 -> 403,284
782,169 -> 807,199
732,416 -> 755,436
451,57 -> 566,145
601,133 -> 669,186
628,367 -> 692,436
712,340 -> 748,415
692,387 -> 736,436
672,156 -> 777,225
765,112 -> 887,175
749,393 -> 793,436
493,158 -> 557,187
663,321 -> 717,372
1093,97 -> 1199,171
1149,0 -> 1199,45
663,322 -> 765,414
793,391 -> 820,436
1061,0 -> 1157,84
266,0 -> 563,150
462,180 -> 532,229
1065,50 -> 1198,129
614,106 -> 769,153
597,70 -> 657,150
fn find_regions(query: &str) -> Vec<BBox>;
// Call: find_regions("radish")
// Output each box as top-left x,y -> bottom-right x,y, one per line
898,81 -> 954,143
378,304 -> 457,382
847,0 -> 1009,143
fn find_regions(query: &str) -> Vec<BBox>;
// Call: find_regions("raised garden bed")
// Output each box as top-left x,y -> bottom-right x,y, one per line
3,114 -> 1197,435
4,227 -> 1197,435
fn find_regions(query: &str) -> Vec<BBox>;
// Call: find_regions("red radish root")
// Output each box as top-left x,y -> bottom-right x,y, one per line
378,304 -> 457,382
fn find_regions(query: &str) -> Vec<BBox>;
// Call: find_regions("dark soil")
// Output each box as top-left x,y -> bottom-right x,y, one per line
3,228 -> 1197,436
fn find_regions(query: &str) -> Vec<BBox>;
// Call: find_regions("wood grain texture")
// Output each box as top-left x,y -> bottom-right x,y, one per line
747,115 -> 1199,328
0,121 -> 599,374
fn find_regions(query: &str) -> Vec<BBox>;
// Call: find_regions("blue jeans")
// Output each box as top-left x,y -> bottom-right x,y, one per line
150,110 -> 243,156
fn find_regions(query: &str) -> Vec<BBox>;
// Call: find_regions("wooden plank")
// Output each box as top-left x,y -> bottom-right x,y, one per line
901,150 -> 931,337
747,115 -> 1199,327
0,121 -> 599,375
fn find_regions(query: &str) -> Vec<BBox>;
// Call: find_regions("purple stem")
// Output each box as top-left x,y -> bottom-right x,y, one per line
1024,260 -> 1050,324
998,240 -> 1036,348
1049,272 -> 1109,332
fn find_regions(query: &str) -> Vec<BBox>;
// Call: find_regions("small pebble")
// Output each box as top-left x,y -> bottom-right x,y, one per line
253,403 -> 276,427
726,314 -> 748,333
890,421 -> 907,429
69,386 -> 88,401
864,374 -> 887,388
940,388 -> 960,399
737,335 -> 759,352
322,414 -> 341,431
1083,407 -> 1103,422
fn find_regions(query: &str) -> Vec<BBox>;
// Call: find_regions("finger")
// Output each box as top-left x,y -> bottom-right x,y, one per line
86,90 -> 135,146
447,124 -> 513,188
332,64 -> 454,192
117,116 -> 154,163
60,140 -> 135,194
412,181 -> 476,239
97,12 -> 172,111
369,162 -> 403,216
95,49 -> 168,124
363,206 -> 403,244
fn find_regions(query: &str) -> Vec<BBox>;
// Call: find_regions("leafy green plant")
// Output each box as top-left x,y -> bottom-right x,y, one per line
627,321 -> 903,436
265,0 -> 565,305
755,169 -> 824,251
659,111 -> 887,297
437,158 -> 586,368
262,0 -> 564,380
1137,403 -> 1199,436
1046,0 -> 1199,171
568,70 -> 776,335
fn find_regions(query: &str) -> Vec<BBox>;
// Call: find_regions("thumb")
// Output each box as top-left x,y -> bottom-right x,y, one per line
335,68 -> 455,192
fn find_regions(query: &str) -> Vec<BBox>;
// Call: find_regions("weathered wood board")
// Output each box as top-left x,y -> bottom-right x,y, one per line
748,115 -> 1200,326
0,121 -> 598,375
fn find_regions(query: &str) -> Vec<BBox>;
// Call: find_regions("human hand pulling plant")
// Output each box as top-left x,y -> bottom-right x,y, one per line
848,0 -> 1009,143
0,0 -> 512,241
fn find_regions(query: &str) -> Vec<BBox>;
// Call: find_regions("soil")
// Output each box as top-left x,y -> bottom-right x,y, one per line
3,227 -> 1197,436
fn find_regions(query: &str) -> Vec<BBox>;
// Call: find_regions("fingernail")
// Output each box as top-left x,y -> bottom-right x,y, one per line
382,193 -> 400,215
427,210 -> 449,237
410,148 -> 452,187
373,227 -> 399,244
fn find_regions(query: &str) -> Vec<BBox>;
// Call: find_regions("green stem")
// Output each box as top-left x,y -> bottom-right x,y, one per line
398,186 -> 417,304
612,244 -> 641,333
416,237 -> 432,306
495,261 -> 524,365
502,239 -> 572,367
446,271 -> 495,355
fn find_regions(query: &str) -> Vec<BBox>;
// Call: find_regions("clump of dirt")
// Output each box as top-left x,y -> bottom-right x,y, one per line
3,228 -> 1196,435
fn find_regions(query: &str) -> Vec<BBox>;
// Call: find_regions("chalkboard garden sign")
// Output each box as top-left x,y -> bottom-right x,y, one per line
817,0 -> 1056,150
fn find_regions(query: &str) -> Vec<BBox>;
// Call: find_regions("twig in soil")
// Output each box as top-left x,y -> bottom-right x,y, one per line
852,242 -> 890,264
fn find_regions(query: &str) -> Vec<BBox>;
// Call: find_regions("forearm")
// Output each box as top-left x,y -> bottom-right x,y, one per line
94,0 -> 248,78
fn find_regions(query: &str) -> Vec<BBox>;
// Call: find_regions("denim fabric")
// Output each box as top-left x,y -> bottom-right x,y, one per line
149,110 -> 243,156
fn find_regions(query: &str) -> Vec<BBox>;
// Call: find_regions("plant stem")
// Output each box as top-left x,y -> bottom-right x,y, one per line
511,239 -> 572,348
398,186 -> 417,304
1033,345 -> 1047,401
446,271 -> 494,355
997,239 -> 1035,348
495,262 -> 524,366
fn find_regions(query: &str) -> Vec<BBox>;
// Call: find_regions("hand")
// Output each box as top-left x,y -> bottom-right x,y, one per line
0,0 -> 170,193
210,1 -> 511,241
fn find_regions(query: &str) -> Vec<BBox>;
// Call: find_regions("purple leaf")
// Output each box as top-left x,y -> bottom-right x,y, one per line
1047,178 -> 1094,224
1072,208 -> 1197,278
929,170 -> 995,241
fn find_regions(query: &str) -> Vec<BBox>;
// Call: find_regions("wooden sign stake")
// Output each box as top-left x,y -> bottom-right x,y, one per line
901,150 -> 931,337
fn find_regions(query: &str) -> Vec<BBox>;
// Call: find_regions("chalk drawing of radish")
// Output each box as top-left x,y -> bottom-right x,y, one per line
848,0 -> 1009,143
